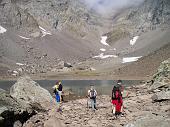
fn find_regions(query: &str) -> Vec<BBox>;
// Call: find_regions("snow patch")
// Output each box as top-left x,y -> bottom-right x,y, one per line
122,56 -> 142,63
100,48 -> 106,52
16,63 -> 24,66
0,25 -> 7,33
18,35 -> 30,40
100,36 -> 109,46
109,48 -> 116,51
90,67 -> 96,71
13,71 -> 18,74
93,53 -> 118,59
12,73 -> 17,76
130,36 -> 139,45
39,26 -> 52,37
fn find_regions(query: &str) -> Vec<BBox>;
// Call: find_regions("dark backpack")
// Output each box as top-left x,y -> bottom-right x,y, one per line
90,90 -> 96,99
58,84 -> 62,91
112,86 -> 121,100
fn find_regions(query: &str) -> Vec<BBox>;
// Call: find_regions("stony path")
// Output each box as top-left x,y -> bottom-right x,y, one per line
24,84 -> 170,127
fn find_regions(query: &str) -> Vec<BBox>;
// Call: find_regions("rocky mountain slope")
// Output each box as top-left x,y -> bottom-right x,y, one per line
0,0 -> 170,79
0,0 -> 105,77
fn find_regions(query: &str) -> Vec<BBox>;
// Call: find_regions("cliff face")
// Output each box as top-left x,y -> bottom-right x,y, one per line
0,0 -> 102,38
0,0 -> 104,76
107,0 -> 170,43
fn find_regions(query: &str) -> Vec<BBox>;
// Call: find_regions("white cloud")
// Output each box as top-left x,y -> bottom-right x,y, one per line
83,0 -> 144,15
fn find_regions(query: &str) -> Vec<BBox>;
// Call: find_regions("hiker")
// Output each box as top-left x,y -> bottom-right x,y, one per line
53,81 -> 62,111
58,81 -> 63,102
111,80 -> 123,117
88,85 -> 97,111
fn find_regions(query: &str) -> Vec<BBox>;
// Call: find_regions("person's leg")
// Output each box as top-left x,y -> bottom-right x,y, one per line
112,100 -> 116,115
112,104 -> 116,115
56,94 -> 60,111
94,98 -> 97,109
91,99 -> 95,111
58,91 -> 62,102
115,102 -> 122,117
87,98 -> 90,108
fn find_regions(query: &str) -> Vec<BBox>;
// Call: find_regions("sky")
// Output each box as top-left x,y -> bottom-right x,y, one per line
83,0 -> 144,15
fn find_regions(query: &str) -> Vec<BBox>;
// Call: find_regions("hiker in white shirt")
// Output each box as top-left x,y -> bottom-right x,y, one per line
88,85 -> 97,111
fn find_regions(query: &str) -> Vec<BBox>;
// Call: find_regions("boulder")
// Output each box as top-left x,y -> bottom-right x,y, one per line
153,58 -> 170,82
0,89 -> 22,116
124,114 -> 170,127
151,91 -> 170,101
64,62 -> 72,68
10,76 -> 53,112
0,89 -> 26,127
149,82 -> 169,91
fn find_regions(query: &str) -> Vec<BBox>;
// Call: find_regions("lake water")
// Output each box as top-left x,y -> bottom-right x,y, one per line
0,80 -> 143,96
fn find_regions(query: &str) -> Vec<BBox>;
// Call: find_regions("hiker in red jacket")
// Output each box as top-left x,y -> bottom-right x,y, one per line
111,80 -> 123,118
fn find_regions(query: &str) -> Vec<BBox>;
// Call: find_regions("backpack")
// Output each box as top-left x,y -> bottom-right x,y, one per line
89,90 -> 96,99
58,84 -> 62,91
112,86 -> 121,100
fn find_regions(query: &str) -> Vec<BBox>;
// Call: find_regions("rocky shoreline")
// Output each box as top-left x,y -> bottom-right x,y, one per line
23,83 -> 170,127
0,58 -> 170,127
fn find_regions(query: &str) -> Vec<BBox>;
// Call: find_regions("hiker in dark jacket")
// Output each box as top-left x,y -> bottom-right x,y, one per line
88,85 -> 97,111
111,80 -> 123,117
57,81 -> 63,102
53,81 -> 63,112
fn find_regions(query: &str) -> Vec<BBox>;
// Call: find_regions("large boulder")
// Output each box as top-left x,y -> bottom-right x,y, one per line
124,114 -> 170,127
151,91 -> 170,102
153,58 -> 170,82
10,76 -> 53,112
0,89 -> 22,116
149,58 -> 170,92
0,89 -> 26,127
149,82 -> 170,91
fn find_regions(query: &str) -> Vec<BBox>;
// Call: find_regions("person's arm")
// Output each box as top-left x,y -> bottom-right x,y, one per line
88,90 -> 90,97
95,90 -> 97,96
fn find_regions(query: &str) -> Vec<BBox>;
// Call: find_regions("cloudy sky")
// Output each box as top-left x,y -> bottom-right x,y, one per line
83,0 -> 144,15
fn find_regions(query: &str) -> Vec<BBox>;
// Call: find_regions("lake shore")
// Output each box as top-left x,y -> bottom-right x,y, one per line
23,83 -> 170,127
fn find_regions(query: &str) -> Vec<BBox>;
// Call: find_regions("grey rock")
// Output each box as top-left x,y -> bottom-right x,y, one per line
149,82 -> 168,91
153,58 -> 170,82
64,62 -> 73,68
124,114 -> 170,127
10,76 -> 53,112
152,91 -> 170,101
13,120 -> 22,127
0,106 -> 8,115
0,89 -> 22,115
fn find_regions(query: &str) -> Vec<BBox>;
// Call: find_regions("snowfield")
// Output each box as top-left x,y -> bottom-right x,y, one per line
39,26 -> 52,37
122,56 -> 142,63
100,48 -> 106,51
0,25 -> 7,33
100,36 -> 109,46
130,36 -> 139,45
93,53 -> 118,59
18,35 -> 31,40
